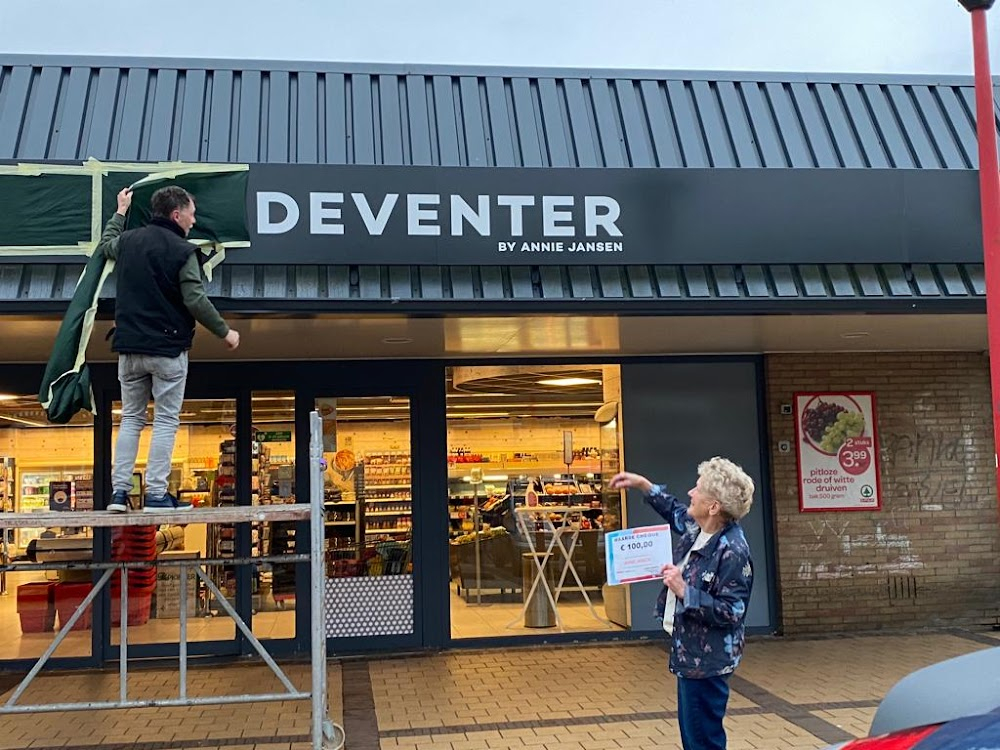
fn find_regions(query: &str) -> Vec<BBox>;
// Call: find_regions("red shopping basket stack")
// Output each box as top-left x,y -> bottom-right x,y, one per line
54,581 -> 93,631
110,526 -> 157,626
16,581 -> 56,633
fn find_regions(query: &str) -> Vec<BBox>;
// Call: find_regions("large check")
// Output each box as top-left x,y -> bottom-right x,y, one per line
605,525 -> 673,585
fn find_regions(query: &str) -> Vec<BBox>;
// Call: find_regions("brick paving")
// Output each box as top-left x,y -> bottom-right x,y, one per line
0,628 -> 995,749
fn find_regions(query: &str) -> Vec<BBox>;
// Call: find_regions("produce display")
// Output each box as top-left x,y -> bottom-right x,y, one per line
451,526 -> 508,545
801,399 -> 866,454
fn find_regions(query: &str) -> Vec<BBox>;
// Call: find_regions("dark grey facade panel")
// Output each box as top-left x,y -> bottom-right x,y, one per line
0,265 -> 20,300
418,266 -> 444,301
910,264 -> 942,297
769,265 -> 799,297
826,265 -> 858,297
597,266 -> 625,299
229,265 -> 256,298
358,266 -> 382,299
538,266 -> 563,299
449,266 -> 475,300
509,267 -> 535,299
798,265 -> 828,297
479,266 -> 505,300
326,266 -> 351,299
0,58 -> 993,169
261,266 -> 287,298
882,264 -> 912,297
626,266 -> 654,299
937,263 -> 968,296
0,262 -> 986,306
388,266 -> 413,300
654,266 -> 683,298
965,264 -> 986,296
742,265 -> 771,298
568,266 -> 595,299
855,264 -> 887,296
711,266 -> 740,298
294,266 -> 320,299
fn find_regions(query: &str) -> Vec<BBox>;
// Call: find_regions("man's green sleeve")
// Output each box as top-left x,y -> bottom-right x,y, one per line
179,253 -> 229,338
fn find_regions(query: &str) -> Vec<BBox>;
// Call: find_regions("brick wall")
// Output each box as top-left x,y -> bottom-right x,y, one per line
765,352 -> 1000,634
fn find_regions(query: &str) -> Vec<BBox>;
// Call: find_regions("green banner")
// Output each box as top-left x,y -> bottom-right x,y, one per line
256,430 -> 292,443
0,160 -> 250,256
0,173 -> 92,247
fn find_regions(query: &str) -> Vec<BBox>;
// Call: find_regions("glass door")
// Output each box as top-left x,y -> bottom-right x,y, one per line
314,395 -> 416,645
107,396 -> 239,657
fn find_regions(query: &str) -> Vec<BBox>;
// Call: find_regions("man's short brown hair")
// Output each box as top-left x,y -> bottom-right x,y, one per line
150,186 -> 194,219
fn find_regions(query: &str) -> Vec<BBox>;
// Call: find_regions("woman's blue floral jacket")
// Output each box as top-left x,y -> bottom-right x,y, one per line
647,485 -> 754,679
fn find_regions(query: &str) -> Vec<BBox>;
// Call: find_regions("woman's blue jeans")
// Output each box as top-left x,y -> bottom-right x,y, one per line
676,674 -> 731,750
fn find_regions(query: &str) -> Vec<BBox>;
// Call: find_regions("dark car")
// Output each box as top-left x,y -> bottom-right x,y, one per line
823,645 -> 1000,749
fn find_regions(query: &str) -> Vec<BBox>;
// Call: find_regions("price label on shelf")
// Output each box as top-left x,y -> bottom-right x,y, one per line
605,524 -> 673,585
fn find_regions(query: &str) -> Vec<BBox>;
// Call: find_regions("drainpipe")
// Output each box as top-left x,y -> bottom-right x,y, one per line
958,0 -> 1000,515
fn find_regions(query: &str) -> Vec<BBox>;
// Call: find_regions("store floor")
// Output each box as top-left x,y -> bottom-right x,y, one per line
0,628 -> 996,749
449,586 -> 625,639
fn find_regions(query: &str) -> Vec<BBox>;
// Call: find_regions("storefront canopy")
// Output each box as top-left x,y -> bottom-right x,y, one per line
0,55 -> 992,313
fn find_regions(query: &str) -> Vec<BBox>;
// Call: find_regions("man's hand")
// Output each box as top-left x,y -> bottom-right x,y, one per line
608,471 -> 654,495
662,563 -> 686,600
224,329 -> 240,350
116,187 -> 133,216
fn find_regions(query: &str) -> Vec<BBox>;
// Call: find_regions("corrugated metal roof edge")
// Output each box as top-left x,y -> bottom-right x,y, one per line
0,297 -> 982,319
0,53 -> 987,87
0,263 -> 987,315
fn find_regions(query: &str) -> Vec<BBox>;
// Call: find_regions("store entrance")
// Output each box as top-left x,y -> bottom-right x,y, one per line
103,394 -> 246,660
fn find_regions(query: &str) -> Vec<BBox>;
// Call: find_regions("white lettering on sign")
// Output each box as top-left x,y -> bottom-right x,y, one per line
309,192 -> 344,235
407,194 -> 441,236
450,195 -> 490,236
254,192 -> 623,238
352,193 -> 398,235
542,196 -> 574,237
496,195 -> 535,236
257,191 -> 300,234
585,196 -> 623,237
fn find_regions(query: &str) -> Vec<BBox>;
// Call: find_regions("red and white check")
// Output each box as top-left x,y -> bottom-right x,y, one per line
605,524 -> 673,585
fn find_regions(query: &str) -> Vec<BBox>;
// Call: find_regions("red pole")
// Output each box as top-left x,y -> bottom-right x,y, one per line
965,3 -> 1000,512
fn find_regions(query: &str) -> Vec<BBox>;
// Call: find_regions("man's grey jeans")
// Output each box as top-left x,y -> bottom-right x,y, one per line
112,351 -> 188,500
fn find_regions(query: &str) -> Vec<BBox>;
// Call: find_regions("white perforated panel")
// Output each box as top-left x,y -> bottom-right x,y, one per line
324,575 -> 414,638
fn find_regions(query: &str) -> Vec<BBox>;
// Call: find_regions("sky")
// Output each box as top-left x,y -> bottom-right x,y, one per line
0,0 -> 998,76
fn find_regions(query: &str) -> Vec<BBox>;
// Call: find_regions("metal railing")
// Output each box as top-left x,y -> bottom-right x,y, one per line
0,410 -> 343,750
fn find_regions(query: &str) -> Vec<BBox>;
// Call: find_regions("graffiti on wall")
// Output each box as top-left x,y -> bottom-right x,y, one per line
881,426 -> 975,511
796,517 -> 924,580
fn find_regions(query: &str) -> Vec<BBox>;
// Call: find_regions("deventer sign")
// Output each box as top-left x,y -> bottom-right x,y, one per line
241,164 -> 981,266
794,392 -> 882,512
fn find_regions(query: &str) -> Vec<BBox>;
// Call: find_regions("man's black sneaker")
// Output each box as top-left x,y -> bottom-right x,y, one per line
143,492 -> 193,512
107,490 -> 131,513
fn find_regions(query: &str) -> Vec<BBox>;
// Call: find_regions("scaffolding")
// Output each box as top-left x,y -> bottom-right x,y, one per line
0,411 -> 343,750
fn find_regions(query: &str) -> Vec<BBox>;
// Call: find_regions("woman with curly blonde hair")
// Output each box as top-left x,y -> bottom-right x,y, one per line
610,457 -> 755,750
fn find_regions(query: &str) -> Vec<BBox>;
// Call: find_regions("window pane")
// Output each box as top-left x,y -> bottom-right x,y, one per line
251,391 -> 297,642
317,396 -> 414,639
110,398 -> 236,646
446,365 -> 626,639
0,393 -> 93,659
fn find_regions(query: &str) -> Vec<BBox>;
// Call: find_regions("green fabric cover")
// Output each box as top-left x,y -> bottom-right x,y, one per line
0,174 -> 92,247
37,249 -> 109,423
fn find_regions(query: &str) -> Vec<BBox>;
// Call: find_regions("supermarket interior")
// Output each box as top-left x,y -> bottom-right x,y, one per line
0,364 -> 627,660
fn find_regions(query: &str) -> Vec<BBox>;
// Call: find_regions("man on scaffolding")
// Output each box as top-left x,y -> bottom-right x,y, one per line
98,186 -> 241,513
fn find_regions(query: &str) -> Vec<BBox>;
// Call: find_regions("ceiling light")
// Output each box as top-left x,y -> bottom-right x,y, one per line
381,337 -> 414,345
840,332 -> 870,339
537,377 -> 601,387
